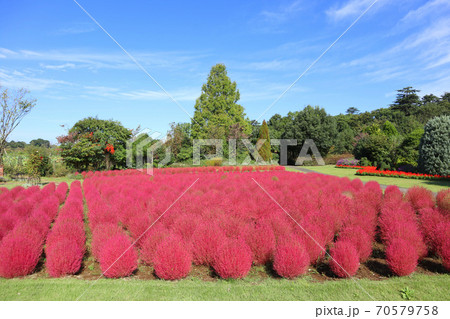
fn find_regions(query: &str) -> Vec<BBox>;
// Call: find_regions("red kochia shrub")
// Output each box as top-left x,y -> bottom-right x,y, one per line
244,222 -> 276,265
0,235 -> 41,278
418,208 -> 444,252
46,238 -> 84,277
329,240 -> 360,278
191,222 -> 227,266
338,225 -> 373,262
140,224 -> 169,265
295,222 -> 326,265
385,238 -> 418,276
440,240 -> 450,271
153,235 -> 191,280
405,186 -> 435,211
273,239 -> 309,279
436,189 -> 450,215
91,223 -> 123,260
213,239 -> 252,279
384,185 -> 403,203
47,220 -> 85,252
380,220 -> 427,259
55,182 -> 68,204
99,234 -> 138,278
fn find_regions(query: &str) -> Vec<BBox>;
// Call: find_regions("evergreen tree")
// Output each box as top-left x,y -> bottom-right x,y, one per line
418,115 -> 450,176
258,120 -> 272,162
191,64 -> 251,140
390,87 -> 421,116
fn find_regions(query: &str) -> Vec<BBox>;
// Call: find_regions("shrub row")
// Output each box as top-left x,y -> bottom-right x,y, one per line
45,181 -> 85,277
0,183 -> 59,278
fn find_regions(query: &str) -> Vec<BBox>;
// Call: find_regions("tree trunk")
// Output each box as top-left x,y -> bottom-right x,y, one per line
105,152 -> 112,170
0,142 -> 5,177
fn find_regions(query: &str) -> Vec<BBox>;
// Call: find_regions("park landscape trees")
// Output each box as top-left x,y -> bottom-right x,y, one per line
57,117 -> 131,171
0,87 -> 36,176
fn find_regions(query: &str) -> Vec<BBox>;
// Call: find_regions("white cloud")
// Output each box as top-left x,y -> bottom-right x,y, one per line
398,0 -> 450,29
82,85 -> 200,102
260,0 -> 303,24
326,0 -> 384,21
41,63 -> 76,70
0,47 -> 206,71
0,68 -> 71,91
54,23 -> 96,35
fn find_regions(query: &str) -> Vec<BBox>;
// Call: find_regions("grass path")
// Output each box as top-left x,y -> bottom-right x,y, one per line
0,176 -> 78,190
0,273 -> 449,301
286,166 -> 449,193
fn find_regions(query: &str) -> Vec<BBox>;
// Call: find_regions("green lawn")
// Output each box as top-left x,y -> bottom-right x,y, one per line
286,166 -> 450,193
0,176 -> 78,190
0,273 -> 449,301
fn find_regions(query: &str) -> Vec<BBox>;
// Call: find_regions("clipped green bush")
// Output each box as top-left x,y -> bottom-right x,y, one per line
418,115 -> 450,176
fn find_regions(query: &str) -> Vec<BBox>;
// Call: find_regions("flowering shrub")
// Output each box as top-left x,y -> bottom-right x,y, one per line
436,189 -> 450,215
140,224 -> 169,265
336,158 -> 360,166
338,225 -> 372,262
243,221 -> 276,265
356,166 -> 449,180
99,234 -> 138,278
191,222 -> 227,266
385,238 -> 418,276
405,186 -> 435,211
329,241 -> 360,278
213,239 -> 252,279
273,238 -> 309,279
46,238 -> 84,277
153,235 -> 191,280
0,235 -> 41,278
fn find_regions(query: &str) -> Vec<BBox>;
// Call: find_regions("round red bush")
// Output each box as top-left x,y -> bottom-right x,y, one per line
99,234 -> 138,278
339,225 -> 373,262
91,223 -> 123,260
295,222 -> 326,265
244,222 -> 276,265
0,235 -> 41,278
48,220 -> 85,251
140,224 -> 169,265
385,238 -> 418,276
440,240 -> 450,271
153,235 -> 191,280
436,189 -> 450,215
213,239 -> 252,279
384,185 -> 404,203
191,222 -> 227,266
46,238 -> 84,277
273,241 -> 309,279
329,240 -> 360,278
405,186 -> 435,211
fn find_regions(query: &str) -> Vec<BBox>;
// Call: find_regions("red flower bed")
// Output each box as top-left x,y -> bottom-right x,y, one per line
2,166 -> 449,281
356,166 -> 450,180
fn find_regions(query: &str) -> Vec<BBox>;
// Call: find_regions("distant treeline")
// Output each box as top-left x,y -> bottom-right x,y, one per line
7,138 -> 51,149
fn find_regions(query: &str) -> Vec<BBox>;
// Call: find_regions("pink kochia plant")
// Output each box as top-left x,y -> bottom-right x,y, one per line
385,238 -> 418,276
153,235 -> 191,280
0,235 -> 41,278
78,168 -> 448,281
46,238 -> 84,277
99,234 -> 138,278
273,236 -> 309,279
329,240 -> 360,278
213,239 -> 252,279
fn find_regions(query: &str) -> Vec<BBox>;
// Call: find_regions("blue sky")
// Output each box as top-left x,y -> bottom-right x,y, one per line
1,0 -> 449,143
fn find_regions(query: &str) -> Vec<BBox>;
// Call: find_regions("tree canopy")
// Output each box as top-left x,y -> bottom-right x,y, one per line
58,117 -> 131,171
0,87 -> 36,168
191,64 -> 251,140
